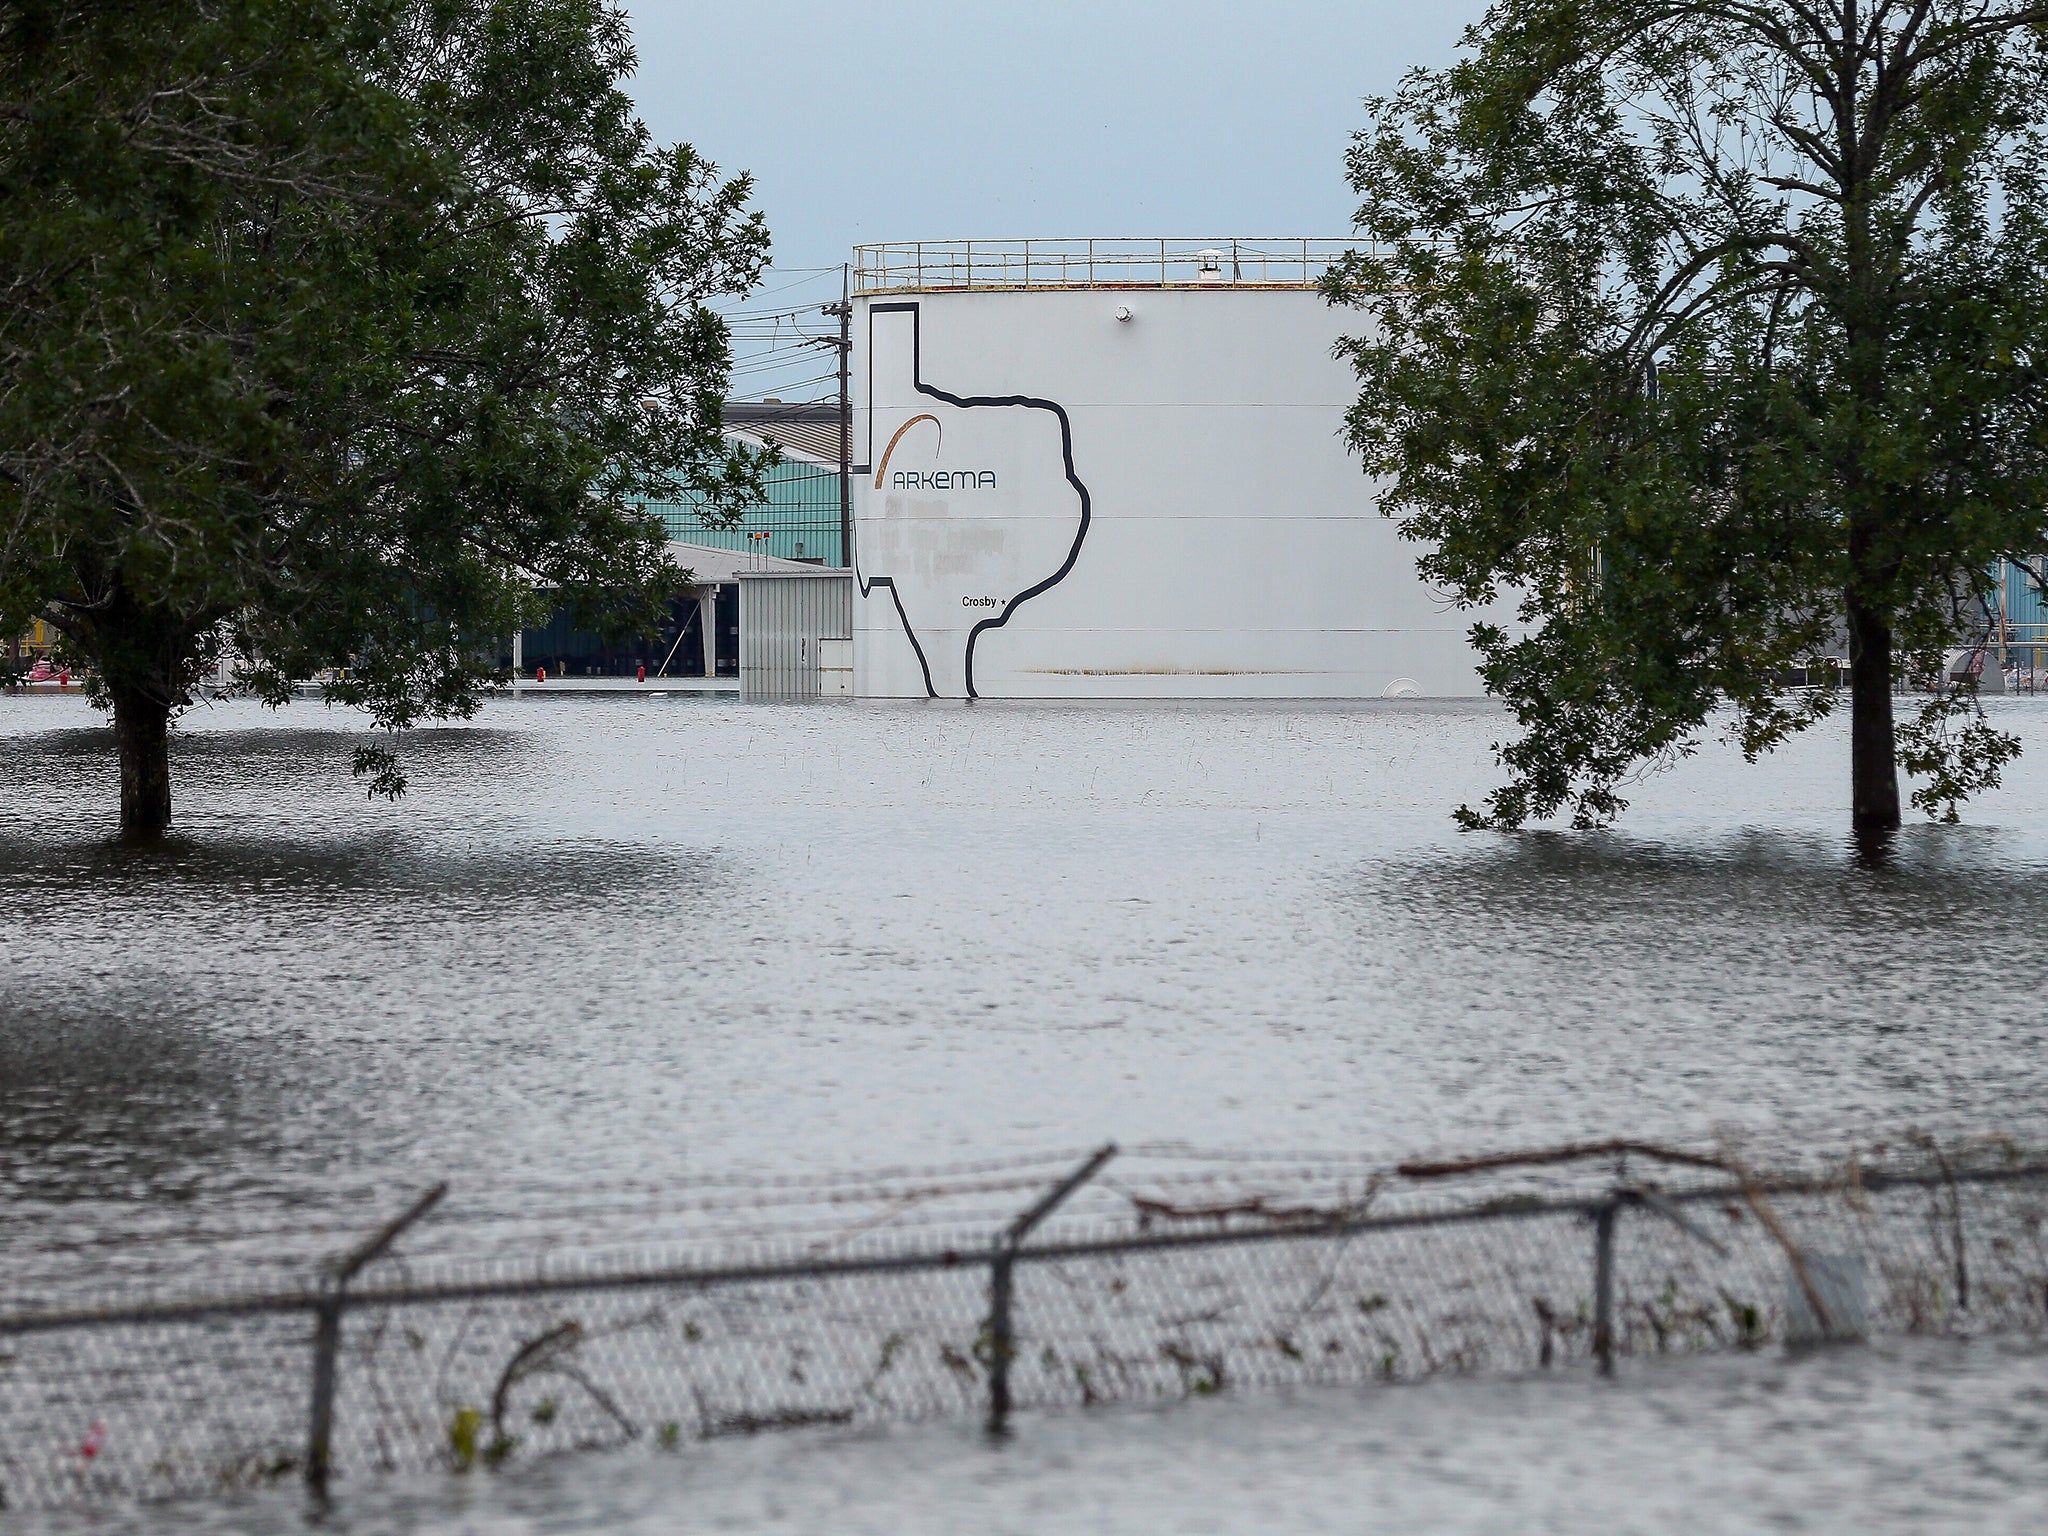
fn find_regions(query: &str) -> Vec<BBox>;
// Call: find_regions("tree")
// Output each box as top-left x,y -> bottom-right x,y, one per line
1327,0 -> 2048,841
0,0 -> 768,836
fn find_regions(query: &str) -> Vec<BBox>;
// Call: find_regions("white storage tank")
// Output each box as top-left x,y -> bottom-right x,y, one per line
848,238 -> 1510,699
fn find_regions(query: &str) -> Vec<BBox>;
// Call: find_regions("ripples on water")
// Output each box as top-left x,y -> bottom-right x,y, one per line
6,693 -> 2048,1526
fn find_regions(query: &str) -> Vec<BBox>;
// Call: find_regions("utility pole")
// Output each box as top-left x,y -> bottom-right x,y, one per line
822,267 -> 852,569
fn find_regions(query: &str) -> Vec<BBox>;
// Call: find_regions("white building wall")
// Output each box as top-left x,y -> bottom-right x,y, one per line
851,285 -> 1504,699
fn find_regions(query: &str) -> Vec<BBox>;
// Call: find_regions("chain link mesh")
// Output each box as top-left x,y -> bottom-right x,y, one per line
0,1313 -> 305,1505
1010,1211 -> 1595,1407
5,1149 -> 2046,1514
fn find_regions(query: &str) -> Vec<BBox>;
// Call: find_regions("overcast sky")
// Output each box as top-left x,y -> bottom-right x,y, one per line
623,1 -> 1491,283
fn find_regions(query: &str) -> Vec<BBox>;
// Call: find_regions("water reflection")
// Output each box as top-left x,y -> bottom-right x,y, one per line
0,820 -> 728,1289
1341,826 -> 2048,1152
0,1001 -> 249,1197
4,717 -> 525,777
1365,821 -> 2048,922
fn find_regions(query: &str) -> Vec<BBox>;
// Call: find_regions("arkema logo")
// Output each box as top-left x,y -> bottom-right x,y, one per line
891,469 -> 996,490
874,413 -> 997,491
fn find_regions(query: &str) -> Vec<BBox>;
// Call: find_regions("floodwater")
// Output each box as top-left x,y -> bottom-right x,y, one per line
6,691 -> 2048,1526
49,1335 -> 2048,1536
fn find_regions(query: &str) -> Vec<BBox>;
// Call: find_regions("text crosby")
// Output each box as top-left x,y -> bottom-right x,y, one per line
889,470 -> 997,490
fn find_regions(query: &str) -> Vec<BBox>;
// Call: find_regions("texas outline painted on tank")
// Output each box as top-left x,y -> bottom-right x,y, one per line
856,301 -> 1092,698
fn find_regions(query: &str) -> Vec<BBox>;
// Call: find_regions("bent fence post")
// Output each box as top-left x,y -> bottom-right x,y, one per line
985,1145 -> 1117,1435
306,1184 -> 447,1500
1622,1184 -> 1729,1258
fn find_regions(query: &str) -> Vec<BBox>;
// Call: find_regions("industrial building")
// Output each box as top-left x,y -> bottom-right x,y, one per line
638,401 -> 848,566
514,391 -> 854,688
845,238 -> 1515,700
509,540 -> 827,687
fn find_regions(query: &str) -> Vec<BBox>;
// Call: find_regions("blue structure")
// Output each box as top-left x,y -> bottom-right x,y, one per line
1976,558 -> 2048,691
637,402 -> 846,566
642,457 -> 842,565
1995,557 -> 2048,639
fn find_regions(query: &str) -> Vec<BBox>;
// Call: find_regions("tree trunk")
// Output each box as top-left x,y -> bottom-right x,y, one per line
113,685 -> 173,839
1846,595 -> 1901,835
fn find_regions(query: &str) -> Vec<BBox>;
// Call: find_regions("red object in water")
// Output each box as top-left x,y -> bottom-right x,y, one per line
80,1421 -> 105,1460
636,664 -> 646,683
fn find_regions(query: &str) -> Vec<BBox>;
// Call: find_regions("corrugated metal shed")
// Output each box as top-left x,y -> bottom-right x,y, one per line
722,400 -> 843,466
737,569 -> 854,702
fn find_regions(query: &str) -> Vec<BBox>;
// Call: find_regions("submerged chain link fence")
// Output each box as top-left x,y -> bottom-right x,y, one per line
4,1134 -> 2045,1512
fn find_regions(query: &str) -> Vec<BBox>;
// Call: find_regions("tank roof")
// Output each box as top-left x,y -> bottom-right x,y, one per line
852,238 -> 1357,295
